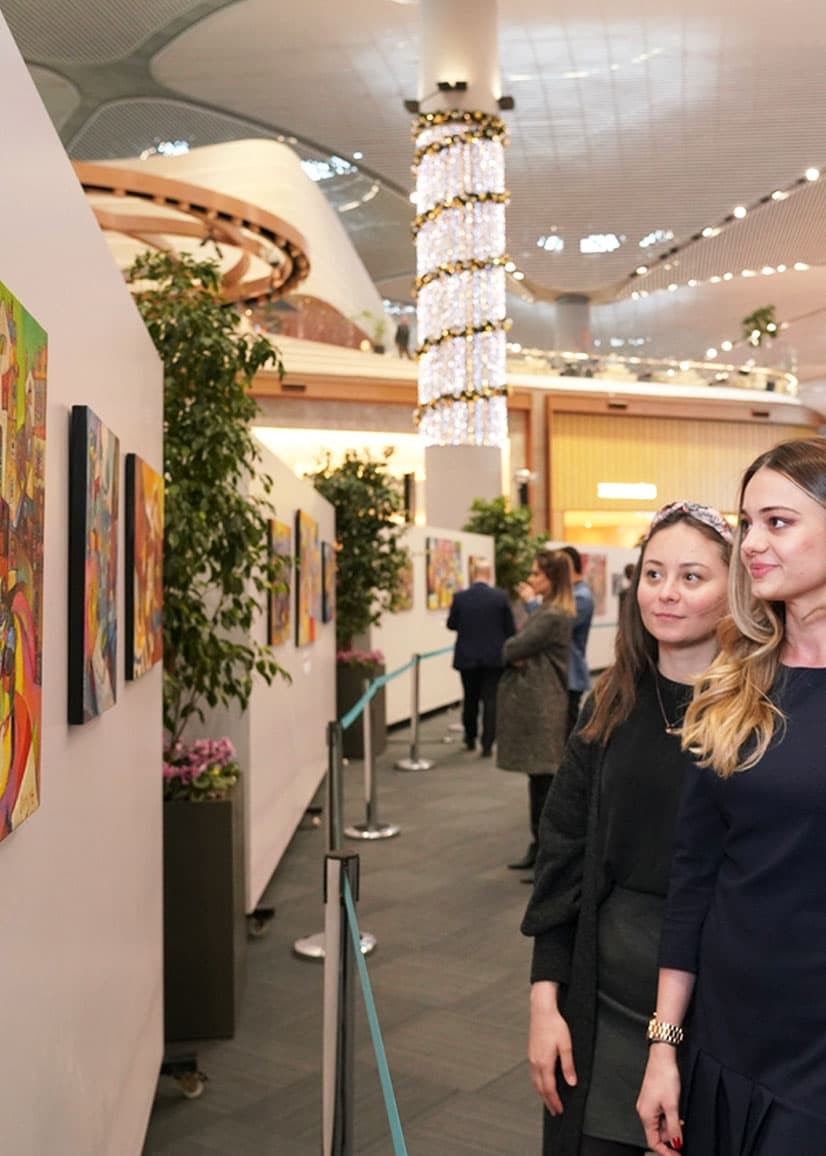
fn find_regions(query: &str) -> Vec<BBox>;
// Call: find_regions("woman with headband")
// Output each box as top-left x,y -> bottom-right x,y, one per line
638,438 -> 826,1156
522,501 -> 732,1156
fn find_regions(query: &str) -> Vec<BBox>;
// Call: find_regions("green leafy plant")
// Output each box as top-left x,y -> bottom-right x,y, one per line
308,451 -> 407,649
127,250 -> 291,746
463,495 -> 545,598
741,305 -> 778,347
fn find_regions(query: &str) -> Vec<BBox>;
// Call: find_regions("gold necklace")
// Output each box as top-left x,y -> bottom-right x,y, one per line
654,670 -> 686,736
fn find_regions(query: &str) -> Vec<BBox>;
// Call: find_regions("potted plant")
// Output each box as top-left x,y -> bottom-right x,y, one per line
463,495 -> 545,600
128,250 -> 291,1040
353,310 -> 388,354
308,451 -> 406,757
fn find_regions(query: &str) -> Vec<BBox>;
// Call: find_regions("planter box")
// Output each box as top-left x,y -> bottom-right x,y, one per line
163,790 -> 247,1041
337,664 -> 387,761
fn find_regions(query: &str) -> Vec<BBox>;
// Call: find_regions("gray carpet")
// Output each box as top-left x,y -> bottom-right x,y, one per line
143,708 -> 544,1155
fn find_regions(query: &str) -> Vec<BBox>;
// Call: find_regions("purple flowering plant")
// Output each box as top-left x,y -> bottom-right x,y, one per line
336,648 -> 384,671
163,737 -> 240,802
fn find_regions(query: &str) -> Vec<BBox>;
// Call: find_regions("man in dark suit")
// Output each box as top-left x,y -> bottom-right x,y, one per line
447,559 -> 516,756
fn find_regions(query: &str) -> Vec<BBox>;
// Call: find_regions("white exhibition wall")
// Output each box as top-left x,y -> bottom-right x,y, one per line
0,16 -> 164,1156
369,526 -> 494,725
208,442 -> 336,912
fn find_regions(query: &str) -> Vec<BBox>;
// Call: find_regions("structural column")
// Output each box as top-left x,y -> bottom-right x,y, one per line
414,0 -> 509,529
555,293 -> 592,353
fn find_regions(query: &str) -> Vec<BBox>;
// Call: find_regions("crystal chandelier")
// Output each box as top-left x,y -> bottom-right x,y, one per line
412,110 -> 510,447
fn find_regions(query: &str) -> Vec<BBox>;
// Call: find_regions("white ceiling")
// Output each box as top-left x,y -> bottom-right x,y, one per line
7,0 -> 826,382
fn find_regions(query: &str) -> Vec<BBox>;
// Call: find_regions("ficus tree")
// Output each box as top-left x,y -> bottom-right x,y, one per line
463,495 -> 545,598
127,250 -> 290,745
308,450 -> 407,650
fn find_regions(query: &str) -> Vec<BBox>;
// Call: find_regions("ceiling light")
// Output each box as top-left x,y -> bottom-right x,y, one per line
635,265 -> 648,275
709,275 -> 721,284
733,206 -> 747,219
512,270 -> 525,280
771,190 -> 789,201
409,191 -> 418,204
562,70 -> 590,79
631,291 -> 640,300
723,272 -> 733,280
679,361 -> 690,371
701,226 -> 719,238
504,260 -> 516,272
776,264 -> 787,272
741,269 -> 756,277
667,283 -> 678,291
537,234 -> 564,253
687,279 -> 697,287
706,348 -> 718,359
721,340 -> 733,352
639,229 -> 674,248
352,151 -> 363,160
580,233 -> 622,253
805,167 -> 820,181
794,261 -> 810,270
761,266 -> 775,275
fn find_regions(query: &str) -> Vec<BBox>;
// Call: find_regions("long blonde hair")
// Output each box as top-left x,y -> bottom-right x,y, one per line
682,436 -> 826,776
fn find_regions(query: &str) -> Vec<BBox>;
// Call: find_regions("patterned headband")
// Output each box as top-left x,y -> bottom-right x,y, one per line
646,500 -> 734,544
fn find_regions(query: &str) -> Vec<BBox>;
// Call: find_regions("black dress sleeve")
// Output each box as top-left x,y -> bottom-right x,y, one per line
658,761 -> 727,973
521,711 -> 598,984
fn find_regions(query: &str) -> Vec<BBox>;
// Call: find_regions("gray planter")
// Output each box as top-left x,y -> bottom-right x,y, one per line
337,663 -> 387,760
163,790 -> 247,1041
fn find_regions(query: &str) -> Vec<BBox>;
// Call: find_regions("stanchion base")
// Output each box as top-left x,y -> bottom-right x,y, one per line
293,930 -> 377,959
395,757 -> 435,771
343,822 -> 400,840
447,722 -> 464,733
441,735 -> 456,744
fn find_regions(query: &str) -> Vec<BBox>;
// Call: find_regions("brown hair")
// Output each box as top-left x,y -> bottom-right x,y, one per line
683,436 -> 826,776
580,507 -> 732,745
534,549 -> 575,617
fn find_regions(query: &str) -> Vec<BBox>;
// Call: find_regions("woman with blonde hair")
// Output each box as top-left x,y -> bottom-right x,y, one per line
522,502 -> 732,1156
638,437 -> 826,1156
497,550 -> 575,866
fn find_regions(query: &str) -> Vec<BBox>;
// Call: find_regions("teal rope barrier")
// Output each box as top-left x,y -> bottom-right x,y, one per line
417,644 -> 453,661
342,874 -> 408,1156
339,645 -> 452,731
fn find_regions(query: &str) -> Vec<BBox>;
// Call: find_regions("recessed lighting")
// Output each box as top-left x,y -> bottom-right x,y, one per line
667,283 -> 678,291
631,291 -> 640,300
761,266 -> 775,275
701,226 -> 719,238
741,269 -> 756,277
794,261 -> 810,271
352,151 -> 363,160
771,190 -> 789,201
537,234 -> 564,253
687,279 -> 698,287
709,275 -> 721,284
776,264 -> 787,272
721,340 -> 733,352
579,233 -> 622,253
723,272 -> 734,280
639,229 -> 674,248
635,265 -> 648,275
706,348 -> 718,359
733,206 -> 747,219
409,191 -> 418,204
505,260 -> 516,272
805,167 -> 820,181
512,270 -> 525,280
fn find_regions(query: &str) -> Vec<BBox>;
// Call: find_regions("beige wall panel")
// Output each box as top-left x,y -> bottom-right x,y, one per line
550,413 -> 813,534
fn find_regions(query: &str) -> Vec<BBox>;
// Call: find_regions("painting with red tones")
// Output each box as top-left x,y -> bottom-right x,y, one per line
580,551 -> 607,616
426,537 -> 463,609
0,280 -> 48,841
68,406 -> 120,724
125,454 -> 163,680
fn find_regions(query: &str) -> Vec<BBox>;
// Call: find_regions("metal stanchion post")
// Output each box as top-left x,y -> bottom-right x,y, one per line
295,722 -> 376,959
395,654 -> 434,771
345,680 -> 400,840
321,853 -> 358,1156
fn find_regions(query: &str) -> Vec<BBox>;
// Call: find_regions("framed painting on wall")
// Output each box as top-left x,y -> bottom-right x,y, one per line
68,405 -> 120,724
0,279 -> 48,840
124,454 -> 164,680
580,551 -> 607,617
295,509 -> 320,646
268,519 -> 291,646
426,537 -> 464,610
321,540 -> 336,624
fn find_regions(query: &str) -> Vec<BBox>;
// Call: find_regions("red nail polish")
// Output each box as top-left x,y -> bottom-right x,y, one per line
672,1139 -> 682,1151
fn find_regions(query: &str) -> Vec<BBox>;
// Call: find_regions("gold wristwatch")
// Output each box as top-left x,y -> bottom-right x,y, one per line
647,1014 -> 684,1046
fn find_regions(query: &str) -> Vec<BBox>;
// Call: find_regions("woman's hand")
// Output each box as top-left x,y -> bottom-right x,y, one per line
636,1044 -> 683,1153
528,984 -> 577,1115
517,581 -> 535,603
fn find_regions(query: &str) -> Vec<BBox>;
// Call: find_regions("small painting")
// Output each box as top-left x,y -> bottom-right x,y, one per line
124,454 -> 164,680
295,508 -> 320,646
394,550 -> 414,612
321,541 -> 336,623
426,536 -> 464,610
268,519 -> 292,645
581,551 -> 607,617
0,280 -> 47,840
68,405 -> 120,724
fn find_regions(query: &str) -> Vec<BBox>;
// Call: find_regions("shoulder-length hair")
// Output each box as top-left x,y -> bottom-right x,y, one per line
535,549 -> 575,617
683,436 -> 826,776
580,507 -> 732,746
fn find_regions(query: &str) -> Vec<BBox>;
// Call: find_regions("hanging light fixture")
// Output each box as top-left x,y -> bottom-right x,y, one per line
411,110 -> 510,447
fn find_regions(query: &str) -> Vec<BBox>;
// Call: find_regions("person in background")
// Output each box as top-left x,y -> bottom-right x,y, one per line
522,502 -> 732,1156
394,318 -> 413,359
560,546 -> 595,738
617,562 -> 636,620
498,551 -> 574,871
447,558 -> 515,757
637,438 -> 826,1156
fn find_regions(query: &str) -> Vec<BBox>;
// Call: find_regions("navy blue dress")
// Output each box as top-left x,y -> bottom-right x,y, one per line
659,666 -> 826,1155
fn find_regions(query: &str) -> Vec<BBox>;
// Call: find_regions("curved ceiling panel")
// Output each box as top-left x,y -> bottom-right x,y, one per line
28,65 -> 80,129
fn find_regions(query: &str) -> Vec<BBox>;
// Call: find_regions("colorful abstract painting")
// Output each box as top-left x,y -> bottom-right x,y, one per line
426,537 -> 464,610
124,454 -> 163,680
295,509 -> 320,646
395,550 -> 414,612
581,551 -> 608,617
268,519 -> 291,646
0,280 -> 47,840
321,540 -> 336,624
68,406 -> 120,724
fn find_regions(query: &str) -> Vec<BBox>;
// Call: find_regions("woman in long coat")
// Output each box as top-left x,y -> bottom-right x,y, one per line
497,550 -> 574,864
